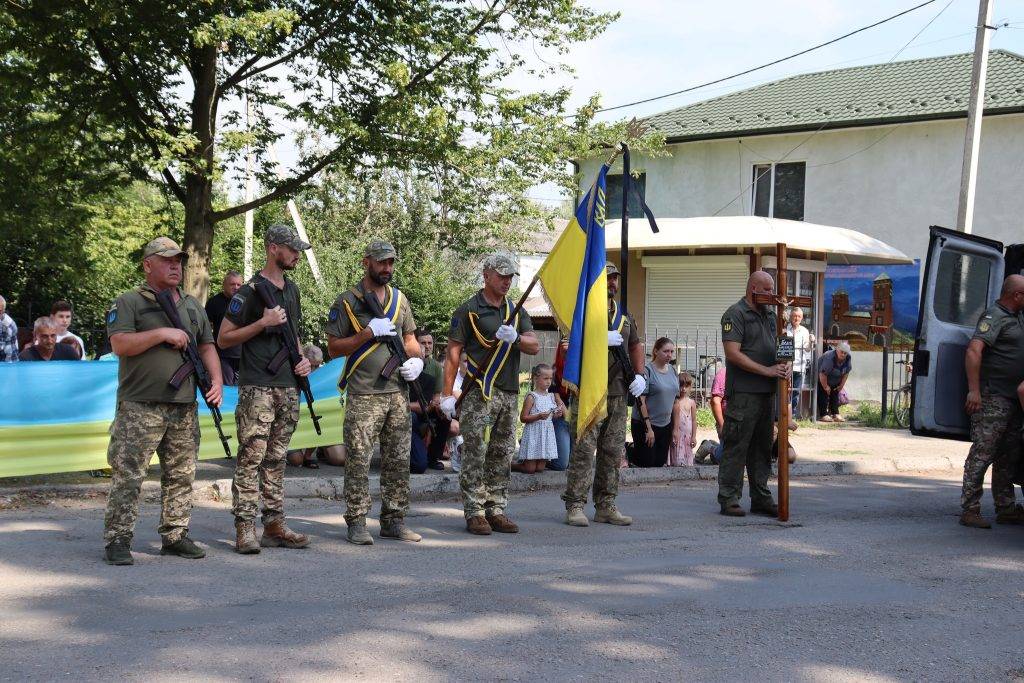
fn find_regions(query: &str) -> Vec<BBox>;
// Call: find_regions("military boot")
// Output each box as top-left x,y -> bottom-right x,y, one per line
594,505 -> 632,526
235,521 -> 261,554
160,535 -> 206,559
750,500 -> 779,517
380,520 -> 422,542
565,505 -> 589,527
995,505 -> 1024,525
466,515 -> 492,535
485,512 -> 519,533
959,510 -> 992,529
104,538 -> 134,566
261,520 -> 310,549
346,520 -> 374,545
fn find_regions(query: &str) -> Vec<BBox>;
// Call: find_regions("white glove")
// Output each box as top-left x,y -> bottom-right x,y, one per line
399,356 -> 424,381
607,330 -> 624,347
368,317 -> 397,337
629,374 -> 647,398
440,395 -> 457,420
495,324 -> 518,344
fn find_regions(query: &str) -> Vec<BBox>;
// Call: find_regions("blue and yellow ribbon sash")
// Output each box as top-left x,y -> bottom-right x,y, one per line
337,285 -> 402,392
609,300 -> 625,334
465,298 -> 518,401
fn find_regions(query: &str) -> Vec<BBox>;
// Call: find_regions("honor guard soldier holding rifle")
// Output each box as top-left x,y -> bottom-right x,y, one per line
717,271 -> 788,518
102,237 -> 223,566
218,224 -> 313,554
440,252 -> 540,535
960,274 -> 1024,529
327,240 -> 424,545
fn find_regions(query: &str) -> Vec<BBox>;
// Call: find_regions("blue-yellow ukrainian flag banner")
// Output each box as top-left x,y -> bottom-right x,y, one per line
537,164 -> 610,438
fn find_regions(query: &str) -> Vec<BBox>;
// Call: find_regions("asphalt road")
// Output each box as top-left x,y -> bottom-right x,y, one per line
0,473 -> 1021,681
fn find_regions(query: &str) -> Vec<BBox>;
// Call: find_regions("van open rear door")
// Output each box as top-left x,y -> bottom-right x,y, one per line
911,226 -> 1004,440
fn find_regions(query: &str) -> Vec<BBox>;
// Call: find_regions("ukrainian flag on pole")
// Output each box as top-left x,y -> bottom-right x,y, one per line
538,164 -> 610,438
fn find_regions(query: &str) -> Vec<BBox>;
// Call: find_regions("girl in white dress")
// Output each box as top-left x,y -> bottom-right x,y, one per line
514,364 -> 565,474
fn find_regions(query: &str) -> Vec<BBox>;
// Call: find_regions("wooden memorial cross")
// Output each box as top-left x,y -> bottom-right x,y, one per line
752,243 -> 812,522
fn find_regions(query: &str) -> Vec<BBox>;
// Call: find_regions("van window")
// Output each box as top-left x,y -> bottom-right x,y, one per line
933,251 -> 992,326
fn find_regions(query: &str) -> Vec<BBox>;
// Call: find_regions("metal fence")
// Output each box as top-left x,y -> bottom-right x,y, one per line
880,345 -> 914,428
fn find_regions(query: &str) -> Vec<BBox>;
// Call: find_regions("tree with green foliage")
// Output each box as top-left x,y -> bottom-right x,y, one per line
1,0 -> 645,302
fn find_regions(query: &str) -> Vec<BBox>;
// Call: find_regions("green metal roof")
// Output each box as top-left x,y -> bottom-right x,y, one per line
644,50 -> 1024,143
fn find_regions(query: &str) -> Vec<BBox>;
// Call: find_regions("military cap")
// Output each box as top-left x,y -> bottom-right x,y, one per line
605,261 -> 620,276
364,240 -> 398,261
143,236 -> 186,259
482,252 -> 518,276
265,223 -> 311,251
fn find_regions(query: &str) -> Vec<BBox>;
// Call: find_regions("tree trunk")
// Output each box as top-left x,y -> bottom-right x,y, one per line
181,41 -> 219,303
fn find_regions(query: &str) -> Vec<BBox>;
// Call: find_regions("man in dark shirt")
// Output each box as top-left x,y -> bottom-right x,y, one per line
960,274 -> 1024,528
717,271 -> 789,517
20,317 -> 80,361
205,270 -> 244,384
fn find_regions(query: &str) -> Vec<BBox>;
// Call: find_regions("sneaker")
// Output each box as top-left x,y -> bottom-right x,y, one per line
833,414 -> 846,423
819,415 -> 833,423
346,521 -> 374,545
104,538 -> 134,566
959,510 -> 992,529
565,506 -> 589,527
427,461 -> 445,471
380,521 -> 422,542
160,535 -> 206,559
485,513 -> 519,533
466,515 -> 492,535
594,506 -> 632,526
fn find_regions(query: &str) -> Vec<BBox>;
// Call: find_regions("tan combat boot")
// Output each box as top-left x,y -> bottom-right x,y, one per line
959,510 -> 992,529
485,512 -> 519,534
261,520 -> 310,549
594,505 -> 632,526
565,505 -> 589,527
235,521 -> 260,554
995,505 -> 1024,525
466,516 -> 492,535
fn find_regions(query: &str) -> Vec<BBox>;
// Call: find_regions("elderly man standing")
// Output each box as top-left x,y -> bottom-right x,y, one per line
205,270 -> 244,384
441,253 -> 539,535
718,271 -> 789,517
102,237 -> 223,565
19,317 -> 80,361
327,240 -> 424,545
960,274 -> 1024,529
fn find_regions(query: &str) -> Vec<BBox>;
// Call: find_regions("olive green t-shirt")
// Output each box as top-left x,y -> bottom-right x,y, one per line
449,290 -> 534,394
606,303 -> 640,398
721,297 -> 777,396
973,302 -> 1024,398
106,284 -> 214,403
224,273 -> 302,388
325,282 -> 416,395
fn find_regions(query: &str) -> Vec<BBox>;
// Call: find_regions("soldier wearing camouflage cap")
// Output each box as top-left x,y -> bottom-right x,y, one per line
562,260 -> 646,528
218,223 -> 313,553
102,236 -> 223,565
326,239 -> 425,545
440,251 -> 540,535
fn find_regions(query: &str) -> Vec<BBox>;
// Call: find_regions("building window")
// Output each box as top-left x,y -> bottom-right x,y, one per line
752,162 -> 805,221
605,173 -> 647,220
876,316 -> 883,325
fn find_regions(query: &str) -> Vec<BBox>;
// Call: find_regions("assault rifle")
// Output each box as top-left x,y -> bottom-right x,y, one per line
363,290 -> 435,440
156,289 -> 233,458
255,280 -> 323,435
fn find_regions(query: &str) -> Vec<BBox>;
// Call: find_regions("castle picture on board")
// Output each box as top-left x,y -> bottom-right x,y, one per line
824,260 -> 920,350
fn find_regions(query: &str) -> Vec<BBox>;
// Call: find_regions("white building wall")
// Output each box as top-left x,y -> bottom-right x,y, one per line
580,114 -> 1024,264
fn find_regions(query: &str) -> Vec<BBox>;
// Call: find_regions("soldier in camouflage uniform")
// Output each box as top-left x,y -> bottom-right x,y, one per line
960,275 -> 1024,528
562,262 -> 648,527
102,237 -> 223,565
218,225 -> 313,553
326,241 -> 425,545
440,253 -> 539,535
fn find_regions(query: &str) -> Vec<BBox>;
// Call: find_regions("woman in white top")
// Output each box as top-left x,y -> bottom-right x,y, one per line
784,307 -> 814,417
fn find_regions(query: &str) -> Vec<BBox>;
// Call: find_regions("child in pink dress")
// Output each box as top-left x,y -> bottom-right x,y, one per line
668,372 -> 697,466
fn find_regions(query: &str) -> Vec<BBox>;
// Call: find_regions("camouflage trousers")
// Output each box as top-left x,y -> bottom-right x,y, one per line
460,388 -> 519,519
103,401 -> 198,545
343,392 -> 411,525
231,386 -> 299,524
961,394 -> 1022,513
562,395 -> 627,509
717,392 -> 774,507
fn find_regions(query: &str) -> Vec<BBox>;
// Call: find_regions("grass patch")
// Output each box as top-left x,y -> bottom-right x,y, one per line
848,401 -> 904,429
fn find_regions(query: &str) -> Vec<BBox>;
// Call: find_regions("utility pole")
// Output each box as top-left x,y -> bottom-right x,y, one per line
956,0 -> 994,235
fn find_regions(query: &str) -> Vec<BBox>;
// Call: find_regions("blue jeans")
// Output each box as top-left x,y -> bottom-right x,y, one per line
791,371 -> 804,416
547,417 -> 572,471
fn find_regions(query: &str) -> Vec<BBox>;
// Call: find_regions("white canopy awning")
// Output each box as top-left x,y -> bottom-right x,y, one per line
604,216 -> 912,265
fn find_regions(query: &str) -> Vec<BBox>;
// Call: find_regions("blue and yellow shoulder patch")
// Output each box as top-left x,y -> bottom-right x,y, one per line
328,307 -> 339,322
106,306 -> 117,324
228,294 -> 245,315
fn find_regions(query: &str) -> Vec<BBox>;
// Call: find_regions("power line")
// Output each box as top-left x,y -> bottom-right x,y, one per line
589,0 -> 941,116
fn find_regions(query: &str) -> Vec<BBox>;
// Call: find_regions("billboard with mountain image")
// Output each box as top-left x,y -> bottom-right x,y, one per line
824,260 -> 920,350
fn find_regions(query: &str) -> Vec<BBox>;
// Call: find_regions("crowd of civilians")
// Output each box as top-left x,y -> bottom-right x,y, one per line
1,280 -> 850,474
